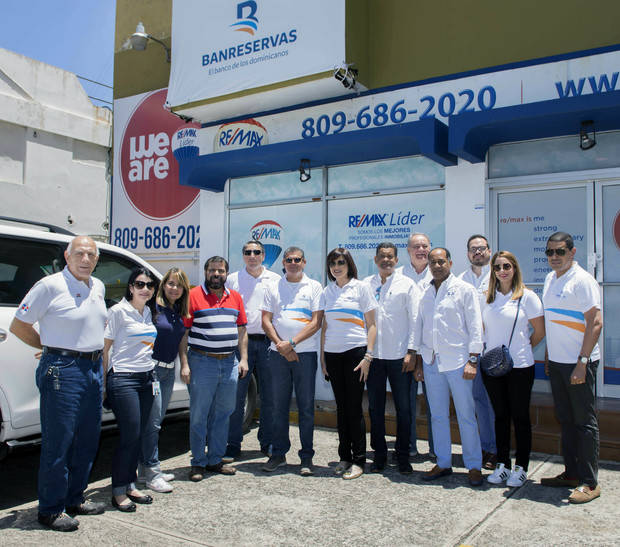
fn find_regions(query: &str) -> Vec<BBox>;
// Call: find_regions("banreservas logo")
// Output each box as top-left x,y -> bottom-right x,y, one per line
120,89 -> 200,220
214,119 -> 269,152
250,220 -> 283,268
230,0 -> 258,35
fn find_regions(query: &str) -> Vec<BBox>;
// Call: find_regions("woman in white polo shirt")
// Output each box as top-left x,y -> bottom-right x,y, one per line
481,251 -> 545,488
320,248 -> 377,480
103,268 -> 159,512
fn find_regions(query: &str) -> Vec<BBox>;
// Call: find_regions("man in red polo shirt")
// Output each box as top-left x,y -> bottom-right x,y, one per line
180,256 -> 249,482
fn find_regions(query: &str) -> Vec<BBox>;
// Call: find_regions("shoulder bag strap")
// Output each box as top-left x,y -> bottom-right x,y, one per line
507,296 -> 522,349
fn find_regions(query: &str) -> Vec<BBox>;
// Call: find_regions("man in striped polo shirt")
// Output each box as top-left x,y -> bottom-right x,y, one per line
181,256 -> 249,482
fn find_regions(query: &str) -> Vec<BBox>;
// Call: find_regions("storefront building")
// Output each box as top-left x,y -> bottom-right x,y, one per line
114,0 -> 620,400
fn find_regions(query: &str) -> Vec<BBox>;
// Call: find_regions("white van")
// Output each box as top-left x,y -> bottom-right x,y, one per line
0,219 -> 191,460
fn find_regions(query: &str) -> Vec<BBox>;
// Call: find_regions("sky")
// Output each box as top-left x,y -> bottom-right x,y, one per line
0,0 -> 116,107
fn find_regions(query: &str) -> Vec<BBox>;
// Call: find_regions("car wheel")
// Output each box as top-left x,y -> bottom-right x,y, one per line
242,372 -> 257,433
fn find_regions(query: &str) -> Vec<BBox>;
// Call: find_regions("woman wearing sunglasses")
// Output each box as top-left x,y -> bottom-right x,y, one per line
319,248 -> 377,480
481,252 -> 545,487
103,268 -> 159,512
138,268 -> 191,493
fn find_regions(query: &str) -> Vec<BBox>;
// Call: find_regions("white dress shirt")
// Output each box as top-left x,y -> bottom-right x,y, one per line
413,273 -> 483,372
458,264 -> 490,307
397,262 -> 433,291
363,271 -> 419,360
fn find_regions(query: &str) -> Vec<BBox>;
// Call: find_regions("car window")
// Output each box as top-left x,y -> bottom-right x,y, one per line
0,236 -> 64,306
93,251 -> 154,308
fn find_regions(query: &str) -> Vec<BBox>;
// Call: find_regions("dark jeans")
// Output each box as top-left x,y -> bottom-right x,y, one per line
483,366 -> 535,470
106,370 -> 155,495
325,346 -> 367,467
367,357 -> 412,465
227,335 -> 273,455
548,360 -> 599,488
270,350 -> 317,460
35,353 -> 103,515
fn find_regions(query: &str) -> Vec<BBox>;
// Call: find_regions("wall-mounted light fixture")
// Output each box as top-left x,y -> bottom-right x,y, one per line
299,159 -> 311,182
334,64 -> 358,90
579,120 -> 596,150
130,22 -> 171,63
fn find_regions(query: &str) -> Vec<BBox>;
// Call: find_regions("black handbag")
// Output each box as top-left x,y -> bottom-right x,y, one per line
480,297 -> 522,378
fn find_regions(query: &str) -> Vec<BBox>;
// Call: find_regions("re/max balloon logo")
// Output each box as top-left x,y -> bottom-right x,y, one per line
250,219 -> 283,268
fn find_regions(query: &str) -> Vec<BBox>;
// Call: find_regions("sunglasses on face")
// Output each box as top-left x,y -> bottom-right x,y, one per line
133,280 -> 156,289
285,257 -> 303,264
545,248 -> 568,257
493,263 -> 513,272
244,249 -> 262,256
329,259 -> 347,267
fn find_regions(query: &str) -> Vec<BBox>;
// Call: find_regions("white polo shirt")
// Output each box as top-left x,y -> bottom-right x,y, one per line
397,263 -> 433,291
261,274 -> 322,353
226,267 -> 280,335
104,298 -> 157,373
482,288 -> 543,368
320,278 -> 378,353
363,272 -> 419,360
413,273 -> 483,372
458,264 -> 490,307
15,266 -> 107,351
543,261 -> 600,364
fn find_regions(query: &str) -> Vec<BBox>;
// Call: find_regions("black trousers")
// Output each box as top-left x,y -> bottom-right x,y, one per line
324,346 -> 367,467
482,366 -> 535,471
548,360 -> 599,487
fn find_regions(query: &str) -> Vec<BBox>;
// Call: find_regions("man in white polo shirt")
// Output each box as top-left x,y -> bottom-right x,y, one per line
224,240 -> 280,461
261,246 -> 323,476
414,247 -> 484,487
364,242 -> 419,474
10,236 -> 107,532
540,232 -> 603,504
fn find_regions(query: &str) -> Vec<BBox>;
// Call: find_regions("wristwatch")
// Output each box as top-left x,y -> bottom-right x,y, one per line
289,338 -> 297,349
578,355 -> 588,365
468,355 -> 478,366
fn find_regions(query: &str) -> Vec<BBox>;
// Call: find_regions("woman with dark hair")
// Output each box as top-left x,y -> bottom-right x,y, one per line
319,248 -> 377,480
482,251 -> 545,488
103,268 -> 159,512
138,267 -> 191,493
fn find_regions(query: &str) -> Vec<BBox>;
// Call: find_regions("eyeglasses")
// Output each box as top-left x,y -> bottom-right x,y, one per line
243,249 -> 262,256
285,257 -> 303,264
468,246 -> 488,253
329,259 -> 347,267
133,280 -> 156,289
545,248 -> 568,257
375,286 -> 381,301
493,263 -> 513,272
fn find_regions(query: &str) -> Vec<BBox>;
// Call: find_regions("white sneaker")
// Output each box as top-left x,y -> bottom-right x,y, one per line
487,463 -> 511,484
161,472 -> 175,482
146,477 -> 173,493
506,465 -> 527,487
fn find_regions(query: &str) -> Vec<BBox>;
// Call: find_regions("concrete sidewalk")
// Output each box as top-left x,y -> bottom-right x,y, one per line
1,425 -> 618,546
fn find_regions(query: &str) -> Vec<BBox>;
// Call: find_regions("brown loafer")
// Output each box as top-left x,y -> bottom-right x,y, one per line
189,466 -> 205,482
421,464 -> 453,481
205,462 -> 237,475
540,471 -> 579,488
568,484 -> 601,504
468,468 -> 483,487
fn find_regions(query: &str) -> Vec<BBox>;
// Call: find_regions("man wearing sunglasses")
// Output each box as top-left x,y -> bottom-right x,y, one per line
10,236 -> 107,531
541,232 -> 603,504
223,241 -> 280,463
261,246 -> 323,475
458,234 -> 497,471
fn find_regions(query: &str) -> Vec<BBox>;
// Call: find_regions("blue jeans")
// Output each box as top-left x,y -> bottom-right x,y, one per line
423,361 -> 482,470
188,350 -> 238,467
35,353 -> 103,515
139,364 -> 176,480
227,336 -> 273,455
106,370 -> 155,496
410,378 -> 434,454
473,367 -> 497,453
270,350 -> 317,460
366,358 -> 412,465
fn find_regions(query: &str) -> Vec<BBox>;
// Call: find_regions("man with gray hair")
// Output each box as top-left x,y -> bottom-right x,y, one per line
261,246 -> 323,475
10,236 -> 107,531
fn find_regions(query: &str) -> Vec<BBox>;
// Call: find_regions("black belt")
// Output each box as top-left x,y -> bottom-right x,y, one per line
43,346 -> 102,361
248,333 -> 267,341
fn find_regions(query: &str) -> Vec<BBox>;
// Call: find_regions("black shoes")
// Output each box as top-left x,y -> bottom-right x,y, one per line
111,497 -> 137,512
37,512 -> 79,532
126,493 -> 153,504
66,500 -> 105,516
189,465 -> 205,482
370,461 -> 385,473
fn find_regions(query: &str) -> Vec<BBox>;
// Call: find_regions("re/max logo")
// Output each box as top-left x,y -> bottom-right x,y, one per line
348,214 -> 387,227
251,227 -> 281,240
218,128 -> 265,147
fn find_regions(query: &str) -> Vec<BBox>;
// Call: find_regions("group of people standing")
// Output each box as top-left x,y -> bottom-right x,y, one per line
9,227 -> 603,532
